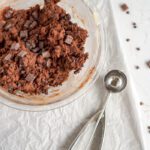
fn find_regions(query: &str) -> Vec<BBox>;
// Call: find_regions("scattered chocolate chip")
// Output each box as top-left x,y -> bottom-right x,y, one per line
4,54 -> 12,61
135,65 -> 140,70
126,38 -> 130,42
25,73 -> 36,82
136,47 -> 140,51
120,3 -> 129,12
133,25 -> 137,28
39,41 -> 44,49
29,21 -> 37,29
65,35 -> 73,45
32,47 -> 40,53
126,11 -> 130,14
10,42 -> 20,50
132,22 -> 136,26
146,61 -> 150,68
46,59 -> 51,67
0,21 -> 6,29
4,9 -> 13,19
32,11 -> 38,20
18,51 -> 27,57
42,51 -> 50,58
148,126 -> 150,129
140,101 -> 144,105
20,30 -> 28,39
4,22 -> 12,31
24,20 -> 31,29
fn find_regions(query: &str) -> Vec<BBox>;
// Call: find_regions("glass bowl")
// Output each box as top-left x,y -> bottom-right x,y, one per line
0,0 -> 107,111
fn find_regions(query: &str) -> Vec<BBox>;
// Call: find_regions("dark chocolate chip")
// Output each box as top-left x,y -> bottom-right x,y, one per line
8,86 -> 14,93
25,73 -> 36,82
30,21 -> 37,29
4,22 -> 12,31
46,59 -> 51,67
32,11 -> 38,20
4,54 -> 12,61
26,41 -> 36,50
4,9 -> 13,19
0,21 -> 6,29
148,126 -> 150,129
32,47 -> 40,53
126,11 -> 130,14
20,30 -> 28,39
24,20 -> 31,29
39,41 -> 44,49
126,38 -> 130,42
18,51 -> 27,57
65,35 -> 73,45
10,42 -> 20,50
42,51 -> 50,58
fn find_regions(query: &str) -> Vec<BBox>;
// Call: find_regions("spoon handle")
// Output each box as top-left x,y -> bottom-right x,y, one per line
84,93 -> 111,149
68,93 -> 111,150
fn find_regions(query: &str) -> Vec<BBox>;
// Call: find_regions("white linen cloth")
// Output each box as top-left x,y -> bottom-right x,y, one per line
0,0 -> 147,150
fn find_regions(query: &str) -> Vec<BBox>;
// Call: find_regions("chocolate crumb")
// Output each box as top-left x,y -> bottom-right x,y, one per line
148,126 -> 150,129
126,38 -> 130,42
126,11 -> 130,14
120,3 -> 129,12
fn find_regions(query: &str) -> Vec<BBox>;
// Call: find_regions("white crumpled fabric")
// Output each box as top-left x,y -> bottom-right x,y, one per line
0,0 -> 146,150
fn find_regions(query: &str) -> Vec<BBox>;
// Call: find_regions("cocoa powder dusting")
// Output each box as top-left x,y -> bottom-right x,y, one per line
0,0 -> 88,95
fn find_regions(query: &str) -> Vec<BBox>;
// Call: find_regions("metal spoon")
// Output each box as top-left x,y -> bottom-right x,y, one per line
68,70 -> 127,150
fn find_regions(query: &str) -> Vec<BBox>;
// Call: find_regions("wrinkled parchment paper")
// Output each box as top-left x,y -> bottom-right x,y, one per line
0,0 -> 146,149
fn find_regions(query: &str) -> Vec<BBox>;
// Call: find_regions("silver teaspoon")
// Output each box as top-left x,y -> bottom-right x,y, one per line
68,70 -> 127,150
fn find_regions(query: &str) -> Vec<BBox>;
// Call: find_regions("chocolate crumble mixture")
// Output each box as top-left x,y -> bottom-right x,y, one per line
0,0 -> 88,95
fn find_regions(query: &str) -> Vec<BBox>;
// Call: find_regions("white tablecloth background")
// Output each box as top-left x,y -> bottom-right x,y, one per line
0,0 -> 149,149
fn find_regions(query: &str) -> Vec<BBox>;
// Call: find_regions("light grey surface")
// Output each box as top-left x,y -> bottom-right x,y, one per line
0,0 -> 146,150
